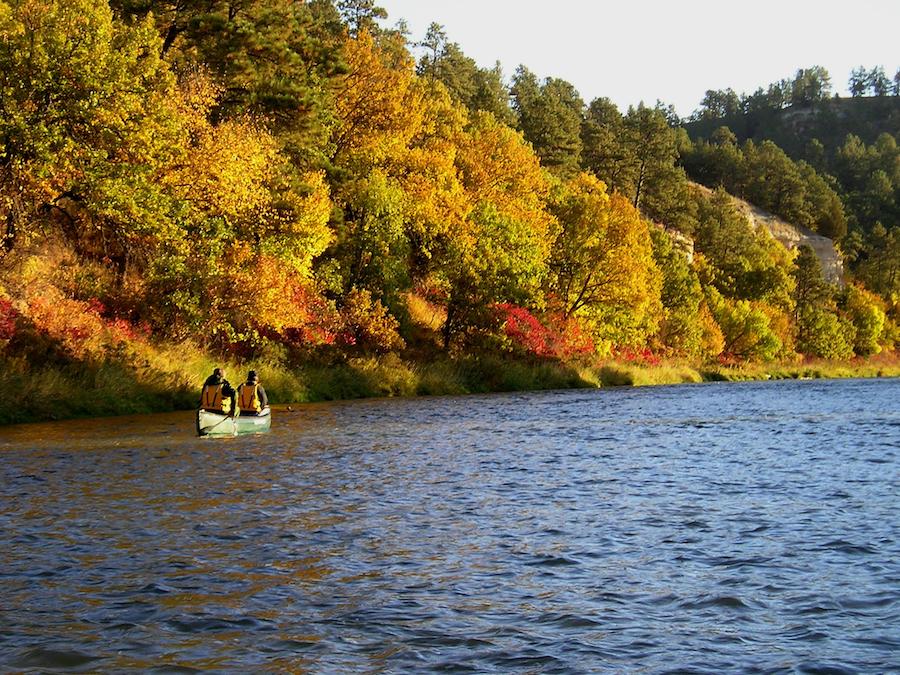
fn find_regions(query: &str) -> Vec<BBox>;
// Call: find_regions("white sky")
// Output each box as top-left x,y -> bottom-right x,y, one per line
377,0 -> 900,117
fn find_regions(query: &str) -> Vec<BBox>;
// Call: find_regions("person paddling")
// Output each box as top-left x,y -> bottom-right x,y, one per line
199,367 -> 236,416
237,370 -> 268,416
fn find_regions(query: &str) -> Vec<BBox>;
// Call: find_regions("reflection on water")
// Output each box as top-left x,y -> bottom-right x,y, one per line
1,379 -> 899,672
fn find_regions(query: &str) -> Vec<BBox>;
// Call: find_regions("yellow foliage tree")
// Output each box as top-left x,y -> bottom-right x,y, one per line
144,69 -> 334,343
547,175 -> 662,350
208,243 -> 312,346
168,69 -> 333,273
842,283 -> 886,356
165,70 -> 277,224
455,111 -> 552,230
435,111 -> 556,347
395,84 -> 470,270
258,170 -> 334,277
332,29 -> 424,170
0,0 -> 181,267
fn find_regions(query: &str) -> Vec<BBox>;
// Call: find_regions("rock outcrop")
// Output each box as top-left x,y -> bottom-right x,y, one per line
691,183 -> 844,284
733,198 -> 843,285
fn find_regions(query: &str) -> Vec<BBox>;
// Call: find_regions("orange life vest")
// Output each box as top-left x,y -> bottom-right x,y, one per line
238,383 -> 261,413
201,383 -> 231,413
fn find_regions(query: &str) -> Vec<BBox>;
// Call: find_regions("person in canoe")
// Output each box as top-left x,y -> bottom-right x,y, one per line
237,370 -> 269,416
199,367 -> 236,416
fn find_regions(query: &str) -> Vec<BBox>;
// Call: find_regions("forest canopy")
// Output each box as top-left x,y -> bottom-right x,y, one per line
1,0 -> 898,404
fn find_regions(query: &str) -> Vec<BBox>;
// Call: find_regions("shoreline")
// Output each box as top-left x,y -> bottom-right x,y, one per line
2,352 -> 898,427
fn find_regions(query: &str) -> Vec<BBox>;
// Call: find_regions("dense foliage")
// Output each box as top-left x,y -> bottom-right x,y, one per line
683,66 -> 900,304
0,0 -> 897,411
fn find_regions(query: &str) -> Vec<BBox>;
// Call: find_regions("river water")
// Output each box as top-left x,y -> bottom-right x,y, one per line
1,378 -> 898,673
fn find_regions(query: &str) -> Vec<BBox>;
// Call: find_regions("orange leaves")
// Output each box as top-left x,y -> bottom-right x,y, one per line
257,170 -> 333,276
456,111 -> 551,228
210,244 -> 312,344
332,29 -> 424,168
24,286 -> 144,362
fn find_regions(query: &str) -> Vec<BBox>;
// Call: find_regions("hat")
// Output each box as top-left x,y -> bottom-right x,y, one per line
247,370 -> 259,382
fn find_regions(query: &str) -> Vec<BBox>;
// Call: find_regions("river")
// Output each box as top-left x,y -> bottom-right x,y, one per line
1,378 -> 898,673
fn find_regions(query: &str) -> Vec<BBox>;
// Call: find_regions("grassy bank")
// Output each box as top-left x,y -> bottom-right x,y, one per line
2,345 -> 899,426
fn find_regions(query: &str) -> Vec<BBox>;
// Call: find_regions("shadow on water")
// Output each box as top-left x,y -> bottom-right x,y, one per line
1,379 -> 899,672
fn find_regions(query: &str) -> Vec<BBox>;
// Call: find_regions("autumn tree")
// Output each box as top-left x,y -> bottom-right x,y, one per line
840,283 -> 886,356
650,227 -> 705,356
0,0 -> 181,271
546,175 -> 662,350
330,29 -> 423,169
439,112 -> 555,347
326,28 -> 470,317
144,69 -> 334,344
111,0 -> 347,163
705,288 -> 782,362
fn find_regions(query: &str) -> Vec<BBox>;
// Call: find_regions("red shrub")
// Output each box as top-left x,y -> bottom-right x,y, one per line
612,346 -> 662,366
544,313 -> 595,358
0,299 -> 18,340
496,303 -> 552,357
495,305 -> 595,359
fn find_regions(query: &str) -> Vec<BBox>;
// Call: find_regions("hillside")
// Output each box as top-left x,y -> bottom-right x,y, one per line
691,184 -> 843,284
683,97 -> 900,153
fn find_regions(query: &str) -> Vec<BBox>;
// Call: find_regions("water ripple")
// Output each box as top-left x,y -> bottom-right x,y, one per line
1,378 -> 899,672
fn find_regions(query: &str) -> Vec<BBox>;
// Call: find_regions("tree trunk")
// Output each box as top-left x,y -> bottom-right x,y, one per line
442,299 -> 456,351
633,160 -> 646,210
161,22 -> 181,56
1,205 -> 17,258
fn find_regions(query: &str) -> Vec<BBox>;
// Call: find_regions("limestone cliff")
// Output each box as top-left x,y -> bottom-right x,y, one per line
691,183 -> 844,284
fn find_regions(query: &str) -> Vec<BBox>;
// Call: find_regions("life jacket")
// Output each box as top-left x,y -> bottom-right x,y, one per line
238,382 -> 261,413
201,383 -> 231,413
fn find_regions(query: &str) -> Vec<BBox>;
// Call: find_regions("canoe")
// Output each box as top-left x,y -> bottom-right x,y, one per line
197,407 -> 272,437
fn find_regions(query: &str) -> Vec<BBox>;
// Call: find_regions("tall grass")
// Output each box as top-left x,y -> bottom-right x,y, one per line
597,361 -> 703,387
0,355 -> 197,425
700,355 -> 900,382
3,341 -> 899,425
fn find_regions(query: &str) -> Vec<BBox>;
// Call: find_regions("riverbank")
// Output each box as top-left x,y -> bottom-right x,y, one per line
2,348 -> 899,426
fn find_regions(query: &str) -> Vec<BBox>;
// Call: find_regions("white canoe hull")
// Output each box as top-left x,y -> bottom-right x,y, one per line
197,407 -> 272,437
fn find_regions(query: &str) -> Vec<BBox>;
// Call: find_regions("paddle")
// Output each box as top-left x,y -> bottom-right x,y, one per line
200,410 -> 234,435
